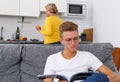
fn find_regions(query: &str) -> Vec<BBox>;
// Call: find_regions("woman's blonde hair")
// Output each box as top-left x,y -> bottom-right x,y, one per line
45,3 -> 58,14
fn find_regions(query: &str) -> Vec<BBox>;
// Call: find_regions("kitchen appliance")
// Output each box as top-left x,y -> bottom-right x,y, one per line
63,1 -> 88,18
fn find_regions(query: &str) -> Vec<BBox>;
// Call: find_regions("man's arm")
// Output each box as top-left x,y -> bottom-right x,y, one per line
98,64 -> 120,82
44,78 -> 53,82
44,78 -> 67,82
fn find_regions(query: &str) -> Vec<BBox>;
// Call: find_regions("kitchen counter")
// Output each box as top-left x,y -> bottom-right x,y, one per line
0,40 -> 92,44
0,40 -> 44,44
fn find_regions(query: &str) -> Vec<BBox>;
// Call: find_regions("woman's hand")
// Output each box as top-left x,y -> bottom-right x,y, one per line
36,25 -> 41,32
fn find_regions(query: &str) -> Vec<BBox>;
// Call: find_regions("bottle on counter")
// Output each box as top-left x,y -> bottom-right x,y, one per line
16,27 -> 20,40
0,26 -> 3,40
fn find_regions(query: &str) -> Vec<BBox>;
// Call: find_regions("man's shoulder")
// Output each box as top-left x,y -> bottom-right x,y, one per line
77,50 -> 92,54
77,50 -> 94,56
48,51 -> 62,59
52,51 -> 61,56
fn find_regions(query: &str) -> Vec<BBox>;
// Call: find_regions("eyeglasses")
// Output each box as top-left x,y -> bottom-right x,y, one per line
63,37 -> 79,43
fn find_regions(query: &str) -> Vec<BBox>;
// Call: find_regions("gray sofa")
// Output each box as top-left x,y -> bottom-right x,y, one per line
0,43 -> 116,82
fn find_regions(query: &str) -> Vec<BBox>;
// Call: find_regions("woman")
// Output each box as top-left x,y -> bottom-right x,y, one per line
36,3 -> 62,44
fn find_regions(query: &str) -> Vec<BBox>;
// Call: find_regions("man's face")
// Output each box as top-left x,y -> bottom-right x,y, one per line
61,31 -> 79,52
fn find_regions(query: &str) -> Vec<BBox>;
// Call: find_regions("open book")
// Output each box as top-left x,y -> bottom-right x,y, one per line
37,72 -> 94,82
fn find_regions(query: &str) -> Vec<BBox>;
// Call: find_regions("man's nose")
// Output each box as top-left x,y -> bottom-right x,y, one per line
71,39 -> 76,44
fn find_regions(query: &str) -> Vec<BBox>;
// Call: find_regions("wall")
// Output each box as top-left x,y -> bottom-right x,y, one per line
0,15 -> 43,40
0,0 -> 93,41
93,0 -> 120,47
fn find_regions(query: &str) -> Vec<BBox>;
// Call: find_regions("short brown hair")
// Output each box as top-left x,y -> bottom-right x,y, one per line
59,21 -> 78,38
45,3 -> 58,14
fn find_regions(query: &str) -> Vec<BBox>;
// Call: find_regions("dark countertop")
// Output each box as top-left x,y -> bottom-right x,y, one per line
0,40 -> 91,44
79,41 -> 92,44
0,40 -> 44,44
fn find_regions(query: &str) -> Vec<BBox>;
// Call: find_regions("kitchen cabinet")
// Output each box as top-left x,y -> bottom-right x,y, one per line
0,0 -> 19,16
20,0 -> 40,17
0,0 -> 40,17
40,0 -> 67,13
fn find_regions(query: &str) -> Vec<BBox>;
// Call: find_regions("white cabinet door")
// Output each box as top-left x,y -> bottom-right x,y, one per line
0,0 -> 19,16
20,0 -> 40,17
40,0 -> 66,13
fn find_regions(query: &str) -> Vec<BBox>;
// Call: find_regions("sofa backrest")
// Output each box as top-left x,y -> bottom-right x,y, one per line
0,44 -> 22,82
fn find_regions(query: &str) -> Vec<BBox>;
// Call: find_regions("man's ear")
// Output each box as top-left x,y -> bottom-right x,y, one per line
60,38 -> 63,45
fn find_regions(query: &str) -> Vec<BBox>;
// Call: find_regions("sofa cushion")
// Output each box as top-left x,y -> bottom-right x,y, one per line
0,44 -> 22,82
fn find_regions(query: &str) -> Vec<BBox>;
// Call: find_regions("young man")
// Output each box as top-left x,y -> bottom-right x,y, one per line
43,21 -> 120,82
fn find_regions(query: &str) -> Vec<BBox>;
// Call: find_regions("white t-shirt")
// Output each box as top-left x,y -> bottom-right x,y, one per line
44,50 -> 103,82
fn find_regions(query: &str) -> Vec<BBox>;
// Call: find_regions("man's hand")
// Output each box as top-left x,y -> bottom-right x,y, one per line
108,73 -> 120,82
58,80 -> 67,82
98,65 -> 120,82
